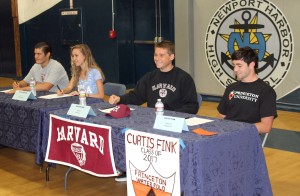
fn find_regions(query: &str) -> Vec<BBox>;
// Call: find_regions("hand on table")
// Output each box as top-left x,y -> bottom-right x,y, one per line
70,91 -> 79,96
56,89 -> 64,96
12,81 -> 20,89
109,95 -> 120,104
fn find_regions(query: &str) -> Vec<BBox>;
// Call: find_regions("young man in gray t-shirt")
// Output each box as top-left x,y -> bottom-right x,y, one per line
7,42 -> 69,93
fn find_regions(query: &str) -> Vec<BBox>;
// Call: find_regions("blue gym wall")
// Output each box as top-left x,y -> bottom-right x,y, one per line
17,0 -> 174,86
0,0 -> 16,76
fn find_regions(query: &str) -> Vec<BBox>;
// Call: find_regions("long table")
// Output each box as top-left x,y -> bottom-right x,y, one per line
42,102 -> 272,195
0,90 -> 102,164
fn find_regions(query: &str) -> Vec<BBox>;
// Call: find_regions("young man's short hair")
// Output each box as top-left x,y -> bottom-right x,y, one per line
155,40 -> 175,55
34,42 -> 52,57
231,46 -> 258,70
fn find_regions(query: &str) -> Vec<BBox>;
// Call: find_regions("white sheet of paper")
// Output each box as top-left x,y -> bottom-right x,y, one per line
38,93 -> 72,99
186,117 -> 213,126
0,89 -> 13,93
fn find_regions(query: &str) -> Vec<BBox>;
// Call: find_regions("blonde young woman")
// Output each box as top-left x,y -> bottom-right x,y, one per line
57,44 -> 105,99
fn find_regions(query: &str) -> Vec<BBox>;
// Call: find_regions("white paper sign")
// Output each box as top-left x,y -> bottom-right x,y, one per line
38,93 -> 72,99
185,117 -> 214,126
0,89 -> 13,93
12,90 -> 36,101
153,115 -> 189,133
67,104 -> 96,118
125,130 -> 181,196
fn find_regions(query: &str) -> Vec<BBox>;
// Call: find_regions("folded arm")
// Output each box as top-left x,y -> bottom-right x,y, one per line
8,80 -> 53,93
255,116 -> 274,134
218,113 -> 274,134
218,113 -> 226,119
174,101 -> 199,114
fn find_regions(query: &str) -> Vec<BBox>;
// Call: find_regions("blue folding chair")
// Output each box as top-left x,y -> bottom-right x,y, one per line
197,93 -> 203,108
261,133 -> 269,147
104,82 -> 126,96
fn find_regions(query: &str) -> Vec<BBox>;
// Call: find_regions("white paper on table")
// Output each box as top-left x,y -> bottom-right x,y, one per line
98,107 -> 135,113
0,89 -> 13,93
186,117 -> 213,126
38,93 -> 72,99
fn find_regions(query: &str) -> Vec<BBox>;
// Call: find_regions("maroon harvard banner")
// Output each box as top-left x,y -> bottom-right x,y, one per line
45,115 -> 117,177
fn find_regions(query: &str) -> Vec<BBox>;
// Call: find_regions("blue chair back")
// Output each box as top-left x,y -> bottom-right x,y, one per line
104,82 -> 126,96
197,93 -> 203,107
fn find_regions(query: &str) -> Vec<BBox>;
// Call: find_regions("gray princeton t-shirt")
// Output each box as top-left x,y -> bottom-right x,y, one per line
24,59 -> 69,92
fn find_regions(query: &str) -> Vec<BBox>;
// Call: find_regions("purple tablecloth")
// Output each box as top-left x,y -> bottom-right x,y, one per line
41,102 -> 272,195
0,90 -> 102,164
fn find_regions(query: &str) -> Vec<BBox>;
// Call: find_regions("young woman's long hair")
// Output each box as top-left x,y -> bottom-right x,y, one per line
70,44 -> 105,86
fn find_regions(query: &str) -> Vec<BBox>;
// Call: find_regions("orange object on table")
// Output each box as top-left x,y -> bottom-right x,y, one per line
192,128 -> 217,136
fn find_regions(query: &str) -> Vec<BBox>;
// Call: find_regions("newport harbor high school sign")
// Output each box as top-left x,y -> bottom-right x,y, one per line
205,0 -> 293,88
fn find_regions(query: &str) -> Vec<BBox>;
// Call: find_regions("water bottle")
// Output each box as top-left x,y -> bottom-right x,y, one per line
155,99 -> 164,115
78,84 -> 86,106
29,77 -> 37,96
